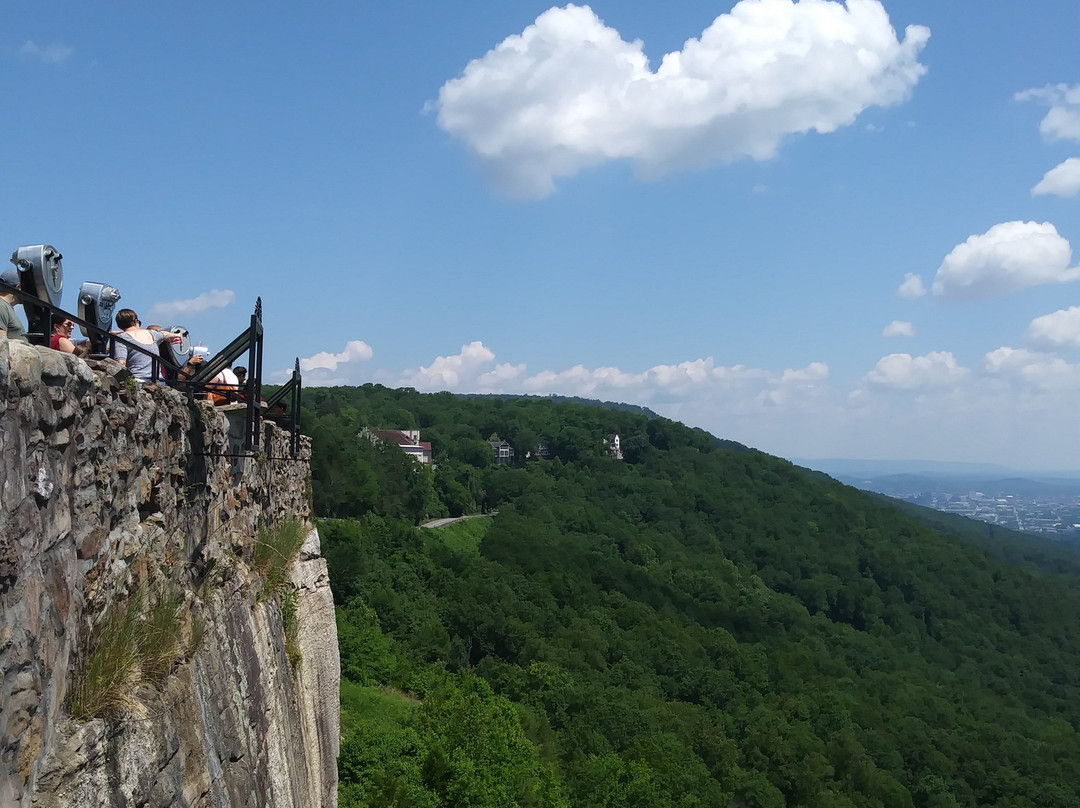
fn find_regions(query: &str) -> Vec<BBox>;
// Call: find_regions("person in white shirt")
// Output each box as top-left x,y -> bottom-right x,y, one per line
208,362 -> 239,404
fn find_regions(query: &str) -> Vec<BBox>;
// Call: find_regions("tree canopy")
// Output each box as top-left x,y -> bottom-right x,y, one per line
306,384 -> 1080,808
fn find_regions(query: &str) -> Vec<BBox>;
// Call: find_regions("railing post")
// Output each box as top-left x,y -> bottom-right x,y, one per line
245,297 -> 263,453
291,358 -> 302,458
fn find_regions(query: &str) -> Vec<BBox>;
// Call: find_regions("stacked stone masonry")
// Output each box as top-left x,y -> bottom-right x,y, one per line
0,339 -> 339,808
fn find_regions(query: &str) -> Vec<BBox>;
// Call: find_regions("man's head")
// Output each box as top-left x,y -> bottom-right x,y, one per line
234,366 -> 247,383
115,308 -> 139,329
0,267 -> 20,297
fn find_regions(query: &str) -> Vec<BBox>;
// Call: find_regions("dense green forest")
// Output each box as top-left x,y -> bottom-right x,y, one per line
303,384 -> 1080,807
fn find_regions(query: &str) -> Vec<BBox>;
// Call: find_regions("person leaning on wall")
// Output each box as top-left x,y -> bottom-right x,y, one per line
0,267 -> 28,342
113,308 -> 166,384
207,362 -> 239,405
50,314 -> 90,358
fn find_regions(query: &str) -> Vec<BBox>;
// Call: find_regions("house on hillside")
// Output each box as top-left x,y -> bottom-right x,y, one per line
490,439 -> 515,466
604,432 -> 623,461
534,442 -> 554,460
363,428 -> 433,465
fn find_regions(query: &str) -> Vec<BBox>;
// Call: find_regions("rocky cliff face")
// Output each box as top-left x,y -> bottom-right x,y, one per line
0,339 -> 338,807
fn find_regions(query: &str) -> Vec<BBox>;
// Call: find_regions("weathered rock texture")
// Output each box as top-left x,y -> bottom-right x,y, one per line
0,339 -> 338,807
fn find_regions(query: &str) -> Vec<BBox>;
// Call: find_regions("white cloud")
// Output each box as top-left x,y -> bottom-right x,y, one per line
1017,83 -> 1080,142
274,337 -> 1080,466
931,221 -> 1080,300
1032,157 -> 1080,198
1025,306 -> 1080,350
385,345 -> 830,415
983,346 -> 1042,374
882,320 -> 914,337
983,346 -> 1080,391
397,341 -> 497,390
20,40 -> 73,65
433,0 -> 929,198
865,351 -> 968,390
146,289 -> 236,321
300,340 -> 374,373
476,362 -> 527,391
896,273 -> 925,298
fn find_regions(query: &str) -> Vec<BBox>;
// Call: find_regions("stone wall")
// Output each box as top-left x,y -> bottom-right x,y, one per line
0,339 -> 338,807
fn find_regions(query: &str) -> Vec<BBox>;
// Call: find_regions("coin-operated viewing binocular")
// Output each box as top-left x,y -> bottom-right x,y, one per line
10,244 -> 64,342
77,282 -> 122,357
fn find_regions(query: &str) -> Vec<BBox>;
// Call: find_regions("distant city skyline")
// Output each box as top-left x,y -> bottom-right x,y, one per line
4,1 -> 1080,467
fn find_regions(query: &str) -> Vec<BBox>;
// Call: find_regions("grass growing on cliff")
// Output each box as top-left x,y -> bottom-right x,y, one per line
253,518 -> 306,595
139,591 -> 184,685
253,518 -> 307,667
70,588 -> 184,720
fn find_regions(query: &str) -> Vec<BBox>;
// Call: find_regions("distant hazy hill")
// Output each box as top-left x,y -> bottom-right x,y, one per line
836,472 -> 1080,499
305,385 -> 1080,808
793,457 -> 1020,477
797,457 -> 1080,484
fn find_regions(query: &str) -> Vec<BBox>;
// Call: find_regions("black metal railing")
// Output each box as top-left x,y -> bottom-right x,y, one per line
3,288 -> 302,456
265,359 -> 303,458
185,297 -> 265,452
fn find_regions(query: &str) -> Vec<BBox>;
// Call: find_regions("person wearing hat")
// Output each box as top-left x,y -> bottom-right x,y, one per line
0,267 -> 27,342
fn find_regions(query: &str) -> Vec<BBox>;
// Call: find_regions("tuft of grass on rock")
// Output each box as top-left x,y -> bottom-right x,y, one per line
139,591 -> 184,685
70,587 -> 185,720
253,518 -> 307,668
253,518 -> 306,597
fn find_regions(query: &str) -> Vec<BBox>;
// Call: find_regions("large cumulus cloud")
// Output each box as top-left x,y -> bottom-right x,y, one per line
433,0 -> 929,198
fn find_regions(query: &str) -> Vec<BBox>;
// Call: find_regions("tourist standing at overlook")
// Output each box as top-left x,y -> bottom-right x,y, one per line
0,267 -> 27,342
113,308 -> 166,384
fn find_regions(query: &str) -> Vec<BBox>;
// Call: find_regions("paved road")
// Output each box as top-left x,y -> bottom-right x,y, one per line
420,513 -> 494,529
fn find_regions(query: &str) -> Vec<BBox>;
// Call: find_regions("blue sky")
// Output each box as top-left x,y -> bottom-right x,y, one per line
5,0 -> 1080,468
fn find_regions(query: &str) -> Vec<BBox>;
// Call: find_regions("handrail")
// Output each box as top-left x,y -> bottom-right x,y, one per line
186,298 -> 264,451
1,289 -> 301,457
3,285 -> 181,381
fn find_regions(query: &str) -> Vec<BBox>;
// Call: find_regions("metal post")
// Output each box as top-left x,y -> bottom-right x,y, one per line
245,297 -> 263,453
291,358 -> 302,458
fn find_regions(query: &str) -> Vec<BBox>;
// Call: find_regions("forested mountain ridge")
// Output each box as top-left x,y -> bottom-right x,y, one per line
303,384 -> 1080,808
